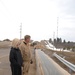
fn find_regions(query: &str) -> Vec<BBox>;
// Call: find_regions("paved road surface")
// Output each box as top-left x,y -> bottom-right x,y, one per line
0,48 -> 36,75
37,49 -> 70,75
0,48 -> 11,75
0,48 -> 10,58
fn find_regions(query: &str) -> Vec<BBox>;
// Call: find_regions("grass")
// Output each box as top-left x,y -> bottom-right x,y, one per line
43,49 -> 75,74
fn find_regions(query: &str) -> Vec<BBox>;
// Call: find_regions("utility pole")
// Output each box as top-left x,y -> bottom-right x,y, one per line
56,17 -> 59,50
53,32 -> 55,43
57,17 -> 59,39
20,23 -> 22,40
53,32 -> 55,50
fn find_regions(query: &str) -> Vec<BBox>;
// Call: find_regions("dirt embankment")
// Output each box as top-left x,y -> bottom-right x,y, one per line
34,41 -> 75,74
43,49 -> 75,74
0,41 -> 11,48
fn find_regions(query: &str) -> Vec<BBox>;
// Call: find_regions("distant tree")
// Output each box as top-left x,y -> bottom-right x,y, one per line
54,39 -> 57,43
3,39 -> 10,41
67,41 -> 70,44
59,38 -> 62,43
49,38 -> 52,43
63,39 -> 66,43
57,38 -> 62,43
57,38 -> 59,43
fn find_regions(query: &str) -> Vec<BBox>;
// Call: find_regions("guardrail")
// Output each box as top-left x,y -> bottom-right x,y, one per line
35,50 -> 70,75
35,50 -> 44,75
53,53 -> 75,74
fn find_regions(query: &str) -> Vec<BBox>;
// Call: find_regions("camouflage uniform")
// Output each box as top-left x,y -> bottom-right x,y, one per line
19,41 -> 31,75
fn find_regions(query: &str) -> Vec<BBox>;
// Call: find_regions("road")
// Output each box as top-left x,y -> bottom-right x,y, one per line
0,48 -> 10,58
0,48 -> 11,75
0,48 -> 36,75
37,49 -> 70,75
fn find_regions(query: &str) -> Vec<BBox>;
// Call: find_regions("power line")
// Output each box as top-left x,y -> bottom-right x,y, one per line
0,0 -> 17,24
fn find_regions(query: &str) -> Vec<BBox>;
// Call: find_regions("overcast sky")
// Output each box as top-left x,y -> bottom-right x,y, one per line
0,0 -> 75,41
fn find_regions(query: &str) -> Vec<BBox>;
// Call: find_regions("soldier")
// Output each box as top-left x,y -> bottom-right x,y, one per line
19,35 -> 32,75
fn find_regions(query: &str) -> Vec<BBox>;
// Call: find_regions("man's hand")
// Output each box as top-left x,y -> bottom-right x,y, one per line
30,60 -> 33,64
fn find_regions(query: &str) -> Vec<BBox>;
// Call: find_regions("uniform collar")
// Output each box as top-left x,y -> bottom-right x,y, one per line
23,41 -> 27,45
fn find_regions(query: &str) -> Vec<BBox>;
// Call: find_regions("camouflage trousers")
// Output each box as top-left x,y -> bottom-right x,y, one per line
22,61 -> 30,75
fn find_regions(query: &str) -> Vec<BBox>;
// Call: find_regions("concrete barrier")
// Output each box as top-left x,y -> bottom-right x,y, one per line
35,49 -> 44,75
